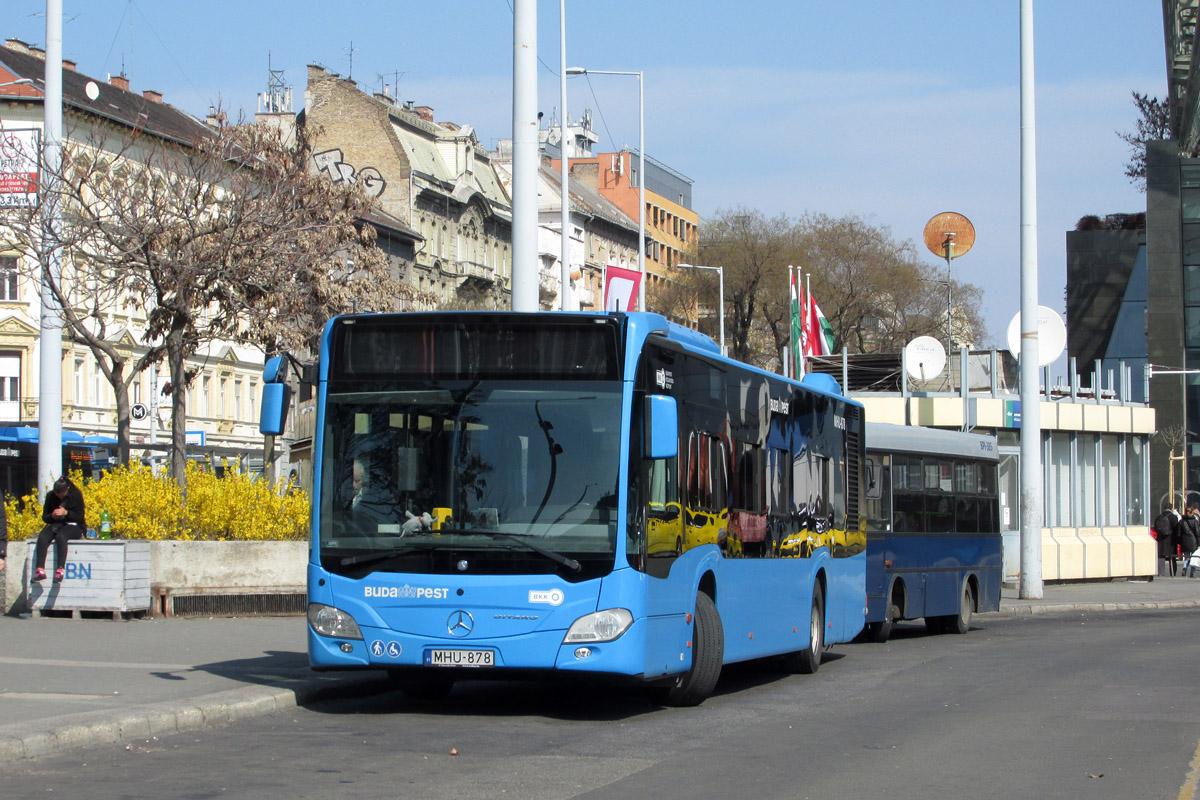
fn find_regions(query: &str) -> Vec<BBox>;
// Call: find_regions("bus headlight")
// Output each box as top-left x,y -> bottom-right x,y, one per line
564,608 -> 633,643
308,603 -> 363,639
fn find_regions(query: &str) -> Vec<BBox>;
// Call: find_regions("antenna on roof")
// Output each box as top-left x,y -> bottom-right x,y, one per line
258,51 -> 292,114
345,40 -> 356,81
376,70 -> 406,104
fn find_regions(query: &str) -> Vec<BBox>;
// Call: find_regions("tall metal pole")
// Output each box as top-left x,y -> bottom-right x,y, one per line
39,0 -> 64,493
1018,0 -> 1043,599
510,0 -> 538,312
558,0 -> 571,311
636,71 -> 645,312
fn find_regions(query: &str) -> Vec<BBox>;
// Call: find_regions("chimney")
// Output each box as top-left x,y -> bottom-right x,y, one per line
414,105 -> 434,123
62,59 -> 76,72
110,74 -> 129,91
5,39 -> 35,55
570,162 -> 599,190
142,89 -> 162,103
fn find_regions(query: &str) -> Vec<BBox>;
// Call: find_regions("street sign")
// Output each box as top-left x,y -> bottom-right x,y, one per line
131,403 -> 148,421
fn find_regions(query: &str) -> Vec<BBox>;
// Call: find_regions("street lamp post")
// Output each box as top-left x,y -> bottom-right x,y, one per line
676,263 -> 724,355
565,67 -> 644,311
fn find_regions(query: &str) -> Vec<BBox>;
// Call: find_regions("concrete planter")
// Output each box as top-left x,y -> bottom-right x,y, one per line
24,540 -> 151,619
3,539 -> 308,617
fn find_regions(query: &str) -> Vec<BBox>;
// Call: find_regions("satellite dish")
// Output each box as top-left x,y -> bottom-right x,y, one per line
923,212 -> 976,260
84,81 -> 100,101
904,336 -> 946,381
1006,306 -> 1067,367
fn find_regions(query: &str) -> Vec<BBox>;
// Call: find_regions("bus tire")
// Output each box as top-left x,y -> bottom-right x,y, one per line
946,581 -> 974,635
784,583 -> 824,674
388,669 -> 455,700
866,597 -> 897,644
663,592 -> 724,707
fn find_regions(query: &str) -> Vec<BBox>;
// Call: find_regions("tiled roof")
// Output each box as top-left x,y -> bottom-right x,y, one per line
0,42 -> 213,146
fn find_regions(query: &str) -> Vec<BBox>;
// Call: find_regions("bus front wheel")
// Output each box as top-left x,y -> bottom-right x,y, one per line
866,595 -> 897,644
784,583 -> 824,674
661,592 -> 724,707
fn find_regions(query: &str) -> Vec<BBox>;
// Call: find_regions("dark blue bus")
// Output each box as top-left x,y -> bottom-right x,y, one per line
862,422 -> 1002,642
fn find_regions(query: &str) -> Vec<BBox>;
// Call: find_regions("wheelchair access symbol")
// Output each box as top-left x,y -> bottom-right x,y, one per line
370,640 -> 402,659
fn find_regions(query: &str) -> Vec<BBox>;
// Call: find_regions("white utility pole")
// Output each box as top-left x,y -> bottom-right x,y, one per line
1018,0 -> 1043,599
559,0 -> 571,311
38,0 -> 64,493
510,0 -> 538,312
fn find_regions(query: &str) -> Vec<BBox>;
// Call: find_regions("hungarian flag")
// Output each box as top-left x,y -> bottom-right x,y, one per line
789,267 -> 805,377
805,291 -> 835,357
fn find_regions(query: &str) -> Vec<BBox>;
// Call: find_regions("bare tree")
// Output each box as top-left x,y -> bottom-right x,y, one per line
4,117 -> 408,489
754,213 -> 988,364
1117,91 -> 1171,192
696,208 -> 799,365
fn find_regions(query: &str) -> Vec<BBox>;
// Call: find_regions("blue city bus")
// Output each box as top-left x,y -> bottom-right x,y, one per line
861,422 -> 1002,642
265,312 -> 866,705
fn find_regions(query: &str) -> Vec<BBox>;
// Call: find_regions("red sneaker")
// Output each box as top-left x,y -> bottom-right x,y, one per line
31,568 -> 46,582
53,568 -> 64,583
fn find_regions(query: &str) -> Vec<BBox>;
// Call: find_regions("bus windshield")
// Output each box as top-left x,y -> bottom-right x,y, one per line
320,380 -> 622,581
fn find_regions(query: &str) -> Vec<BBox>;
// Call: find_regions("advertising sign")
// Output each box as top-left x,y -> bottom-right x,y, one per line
0,128 -> 39,208
603,265 -> 641,312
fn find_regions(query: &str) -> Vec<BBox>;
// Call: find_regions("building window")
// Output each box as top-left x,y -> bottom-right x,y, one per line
0,353 -> 19,422
0,256 -> 17,301
1125,435 -> 1148,525
234,379 -> 243,421
74,358 -> 85,405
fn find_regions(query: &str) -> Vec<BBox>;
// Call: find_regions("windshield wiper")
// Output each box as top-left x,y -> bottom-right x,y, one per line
439,527 -> 582,573
338,541 -> 434,567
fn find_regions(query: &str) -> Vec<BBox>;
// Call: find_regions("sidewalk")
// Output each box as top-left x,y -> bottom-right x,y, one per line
2,576 -> 1199,764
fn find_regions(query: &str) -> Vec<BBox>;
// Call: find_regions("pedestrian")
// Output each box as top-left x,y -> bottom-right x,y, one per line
0,493 -> 8,573
1183,505 -> 1200,578
1154,503 -> 1181,577
31,477 -> 86,584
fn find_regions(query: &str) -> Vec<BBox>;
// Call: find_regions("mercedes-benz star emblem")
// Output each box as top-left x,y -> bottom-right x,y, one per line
447,610 -> 474,637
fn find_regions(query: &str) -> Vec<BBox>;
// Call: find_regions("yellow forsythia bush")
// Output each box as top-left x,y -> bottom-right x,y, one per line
4,463 -> 310,541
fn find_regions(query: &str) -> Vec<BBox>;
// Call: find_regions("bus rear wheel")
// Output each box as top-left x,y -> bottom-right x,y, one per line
784,583 -> 824,674
946,582 -> 974,635
660,592 -> 724,707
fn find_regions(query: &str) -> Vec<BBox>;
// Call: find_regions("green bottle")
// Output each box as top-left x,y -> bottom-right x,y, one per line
99,509 -> 112,539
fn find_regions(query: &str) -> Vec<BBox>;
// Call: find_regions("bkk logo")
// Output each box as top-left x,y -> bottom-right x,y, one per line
529,589 -> 564,606
364,584 -> 449,600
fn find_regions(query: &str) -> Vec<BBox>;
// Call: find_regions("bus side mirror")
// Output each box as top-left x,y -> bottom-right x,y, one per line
259,383 -> 292,436
645,394 -> 678,459
260,355 -> 292,436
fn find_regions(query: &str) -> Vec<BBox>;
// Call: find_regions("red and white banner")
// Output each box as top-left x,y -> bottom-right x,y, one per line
603,265 -> 642,312
0,128 -> 39,208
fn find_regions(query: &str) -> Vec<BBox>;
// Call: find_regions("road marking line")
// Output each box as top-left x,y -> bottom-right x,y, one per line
0,656 -> 194,671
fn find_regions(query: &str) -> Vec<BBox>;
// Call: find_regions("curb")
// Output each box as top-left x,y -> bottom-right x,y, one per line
989,599 -> 1200,618
0,673 -> 389,764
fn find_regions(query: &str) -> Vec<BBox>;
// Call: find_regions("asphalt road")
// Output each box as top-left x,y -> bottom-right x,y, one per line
6,609 -> 1200,800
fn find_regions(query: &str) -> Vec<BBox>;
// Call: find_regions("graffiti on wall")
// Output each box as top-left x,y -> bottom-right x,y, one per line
313,148 -> 386,198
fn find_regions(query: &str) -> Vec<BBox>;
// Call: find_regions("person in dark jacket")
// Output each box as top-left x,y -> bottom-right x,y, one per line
0,495 -> 8,573
1182,504 -> 1200,578
1154,504 -> 1181,577
31,477 -> 85,584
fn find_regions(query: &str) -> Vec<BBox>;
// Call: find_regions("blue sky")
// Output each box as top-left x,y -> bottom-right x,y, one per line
7,1 -> 1166,353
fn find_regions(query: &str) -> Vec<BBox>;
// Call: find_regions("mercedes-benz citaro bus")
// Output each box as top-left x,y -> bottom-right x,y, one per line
261,312 -> 866,706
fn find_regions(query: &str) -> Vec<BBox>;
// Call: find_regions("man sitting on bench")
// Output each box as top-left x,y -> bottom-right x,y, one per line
31,477 -> 86,584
